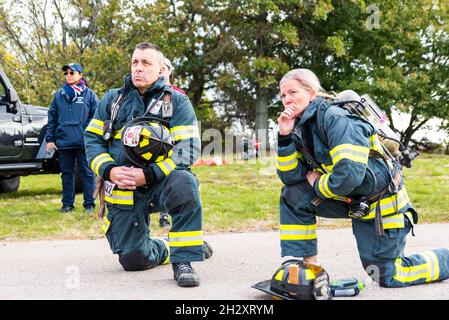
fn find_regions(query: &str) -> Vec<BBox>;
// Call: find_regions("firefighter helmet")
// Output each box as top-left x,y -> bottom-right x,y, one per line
121,116 -> 173,168
252,259 -> 332,300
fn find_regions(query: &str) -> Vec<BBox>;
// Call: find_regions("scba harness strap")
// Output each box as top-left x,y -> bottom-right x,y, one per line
102,89 -> 173,143
315,100 -> 405,236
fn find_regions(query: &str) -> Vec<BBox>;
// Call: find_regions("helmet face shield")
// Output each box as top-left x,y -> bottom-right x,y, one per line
121,117 -> 174,167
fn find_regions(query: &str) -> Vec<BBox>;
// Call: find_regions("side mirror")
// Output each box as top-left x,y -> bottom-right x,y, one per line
7,87 -> 18,114
8,86 -> 18,104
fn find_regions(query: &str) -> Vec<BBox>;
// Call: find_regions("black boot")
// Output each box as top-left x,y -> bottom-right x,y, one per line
173,262 -> 200,287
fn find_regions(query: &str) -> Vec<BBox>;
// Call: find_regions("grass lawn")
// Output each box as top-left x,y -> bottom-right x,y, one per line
0,153 -> 448,241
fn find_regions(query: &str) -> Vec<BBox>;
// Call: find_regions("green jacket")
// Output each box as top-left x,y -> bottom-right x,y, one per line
84,75 -> 200,184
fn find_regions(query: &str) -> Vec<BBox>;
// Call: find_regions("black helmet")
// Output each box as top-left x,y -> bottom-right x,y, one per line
121,116 -> 173,168
269,259 -> 332,300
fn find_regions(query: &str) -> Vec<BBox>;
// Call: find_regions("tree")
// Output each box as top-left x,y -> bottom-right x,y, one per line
318,0 -> 449,147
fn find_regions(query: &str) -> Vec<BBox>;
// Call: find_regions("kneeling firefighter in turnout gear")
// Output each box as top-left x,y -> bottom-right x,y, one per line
84,42 -> 212,287
275,68 -> 449,288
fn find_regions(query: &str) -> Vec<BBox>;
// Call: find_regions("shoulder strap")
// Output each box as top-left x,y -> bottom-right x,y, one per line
103,90 -> 127,142
315,100 -> 330,144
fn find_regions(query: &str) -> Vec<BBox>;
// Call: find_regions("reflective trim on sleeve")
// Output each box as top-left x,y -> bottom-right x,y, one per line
280,224 -> 317,241
317,173 -> 336,198
369,134 -> 384,154
169,230 -> 204,247
85,119 -> 105,136
155,158 -> 176,176
321,163 -> 334,173
276,152 -> 299,172
170,125 -> 200,142
329,144 -> 369,165
91,153 -> 115,176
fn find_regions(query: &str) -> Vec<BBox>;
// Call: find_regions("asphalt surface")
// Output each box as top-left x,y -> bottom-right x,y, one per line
1,223 -> 448,300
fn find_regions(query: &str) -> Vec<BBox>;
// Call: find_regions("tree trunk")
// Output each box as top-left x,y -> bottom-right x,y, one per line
255,87 -> 269,151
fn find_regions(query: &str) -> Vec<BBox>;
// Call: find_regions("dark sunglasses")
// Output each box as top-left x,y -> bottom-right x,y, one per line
63,71 -> 77,76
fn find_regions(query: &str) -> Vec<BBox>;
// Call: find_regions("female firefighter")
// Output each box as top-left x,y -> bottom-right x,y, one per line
276,68 -> 449,287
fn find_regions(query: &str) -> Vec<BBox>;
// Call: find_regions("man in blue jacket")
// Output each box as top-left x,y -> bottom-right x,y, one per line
46,63 -> 98,213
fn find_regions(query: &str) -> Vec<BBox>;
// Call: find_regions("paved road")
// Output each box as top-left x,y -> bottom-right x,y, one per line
1,223 -> 448,300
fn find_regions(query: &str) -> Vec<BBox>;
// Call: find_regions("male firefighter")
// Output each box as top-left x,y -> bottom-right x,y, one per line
84,42 -> 211,287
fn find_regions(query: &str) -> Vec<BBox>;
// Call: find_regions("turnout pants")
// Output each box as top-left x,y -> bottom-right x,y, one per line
102,169 -> 205,271
280,181 -> 449,288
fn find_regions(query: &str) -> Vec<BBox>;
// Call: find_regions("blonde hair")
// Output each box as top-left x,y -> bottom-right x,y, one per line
280,68 -> 335,99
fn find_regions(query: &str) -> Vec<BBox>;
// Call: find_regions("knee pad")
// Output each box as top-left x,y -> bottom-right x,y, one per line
119,250 -> 154,271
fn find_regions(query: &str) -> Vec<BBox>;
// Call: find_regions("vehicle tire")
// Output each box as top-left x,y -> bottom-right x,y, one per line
0,176 -> 21,193
74,161 -> 82,194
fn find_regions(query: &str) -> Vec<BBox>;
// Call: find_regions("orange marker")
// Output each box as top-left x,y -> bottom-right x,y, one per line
288,264 -> 299,284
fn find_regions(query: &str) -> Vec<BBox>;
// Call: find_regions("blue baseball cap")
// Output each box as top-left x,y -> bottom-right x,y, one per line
62,63 -> 83,74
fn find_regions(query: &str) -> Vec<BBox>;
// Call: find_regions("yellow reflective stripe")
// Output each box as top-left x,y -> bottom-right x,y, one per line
280,224 -> 317,240
170,125 -> 200,141
321,163 -> 334,173
420,251 -> 440,282
318,173 -> 336,198
100,215 -> 111,233
86,119 -> 105,136
393,258 -> 429,283
140,139 -> 149,147
141,127 -> 151,137
91,153 -> 115,176
305,269 -> 316,280
114,128 -> 123,139
170,240 -> 204,247
142,152 -> 153,160
104,190 -> 133,205
156,158 -> 176,176
169,230 -> 203,238
276,152 -> 299,172
330,144 -> 369,165
382,213 -> 405,229
168,230 -> 203,247
361,188 -> 410,220
370,134 -> 384,154
275,270 -> 285,281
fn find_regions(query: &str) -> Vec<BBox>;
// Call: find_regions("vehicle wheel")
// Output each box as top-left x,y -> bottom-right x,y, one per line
74,161 -> 82,194
0,176 -> 21,193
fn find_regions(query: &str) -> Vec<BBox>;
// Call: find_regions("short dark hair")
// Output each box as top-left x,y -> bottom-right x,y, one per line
134,42 -> 165,65
135,42 -> 162,52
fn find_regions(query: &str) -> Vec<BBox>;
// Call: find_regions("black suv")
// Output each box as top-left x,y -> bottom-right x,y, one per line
0,67 -> 82,193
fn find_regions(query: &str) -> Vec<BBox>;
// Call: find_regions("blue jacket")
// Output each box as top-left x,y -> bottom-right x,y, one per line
276,97 -> 414,221
46,86 -> 99,149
